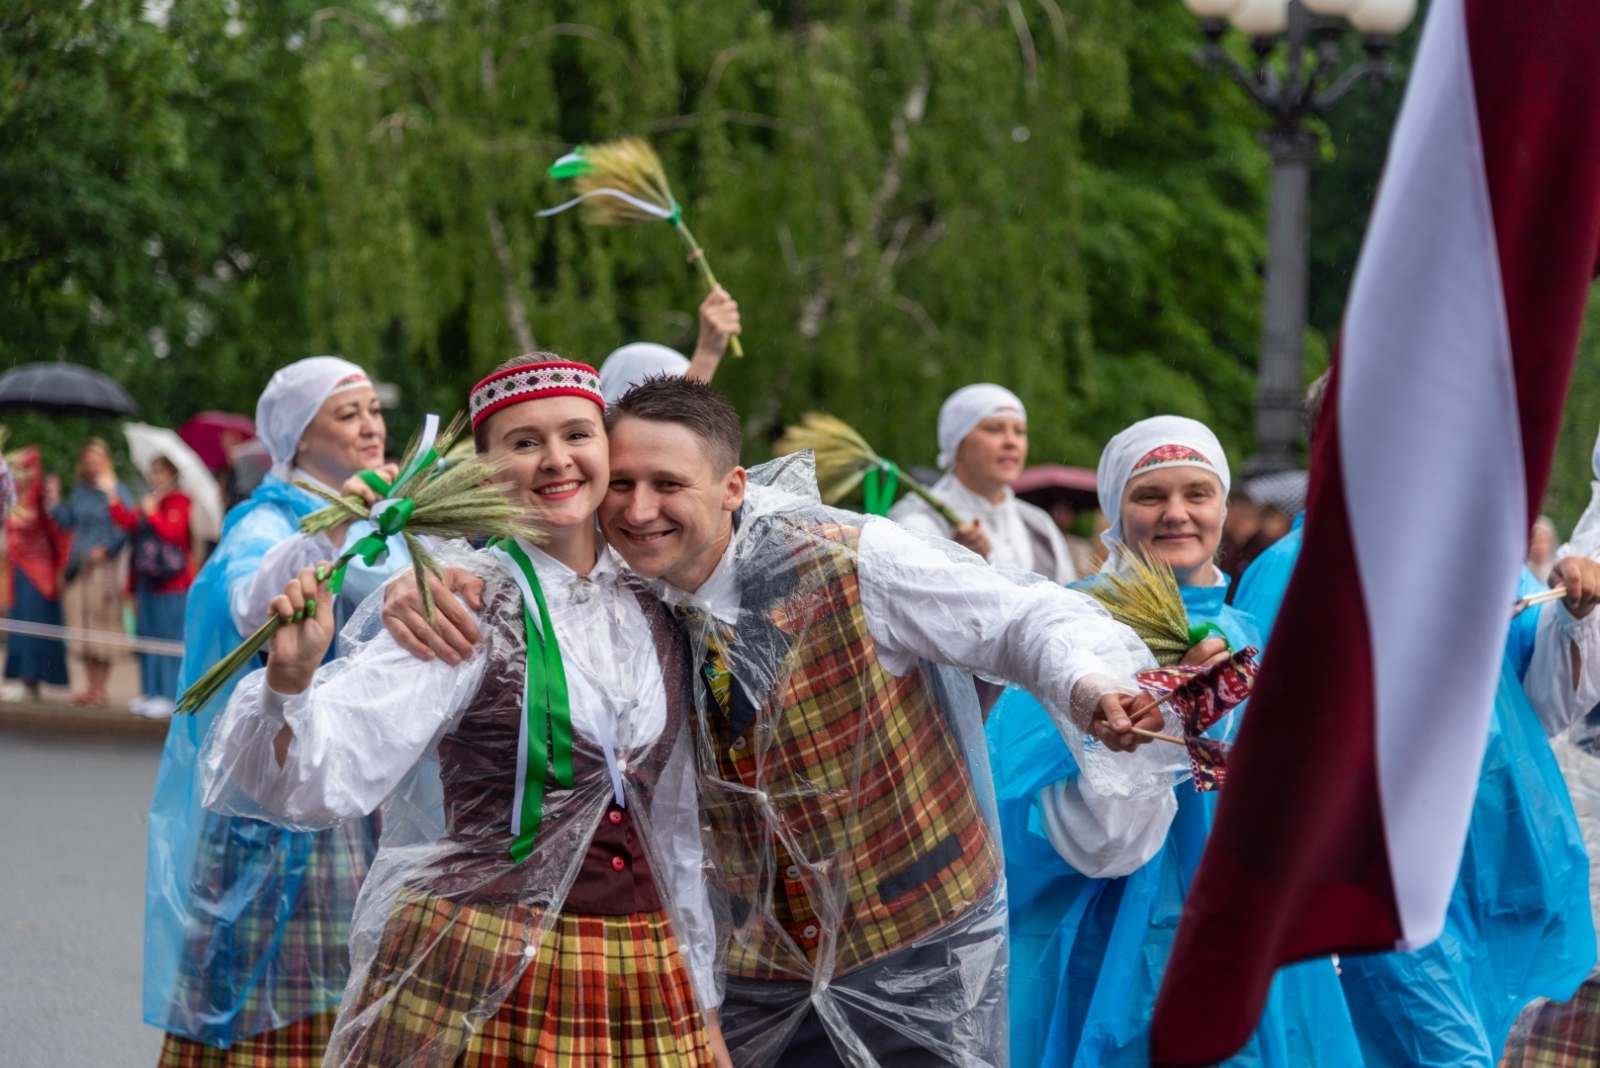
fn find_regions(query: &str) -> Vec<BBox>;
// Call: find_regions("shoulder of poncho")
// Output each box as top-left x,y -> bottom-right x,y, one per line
746,507 -> 865,546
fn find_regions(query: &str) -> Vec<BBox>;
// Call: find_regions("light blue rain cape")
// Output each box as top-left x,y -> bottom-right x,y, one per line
1233,519 -> 1595,1068
988,577 -> 1365,1068
143,475 -> 408,1046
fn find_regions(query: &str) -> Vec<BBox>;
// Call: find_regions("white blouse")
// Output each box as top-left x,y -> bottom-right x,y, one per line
207,540 -> 717,1004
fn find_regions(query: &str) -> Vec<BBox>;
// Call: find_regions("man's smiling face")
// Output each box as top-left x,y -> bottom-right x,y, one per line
600,416 -> 745,592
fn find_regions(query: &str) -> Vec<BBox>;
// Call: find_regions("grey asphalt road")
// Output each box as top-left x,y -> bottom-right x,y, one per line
1,730 -> 166,1068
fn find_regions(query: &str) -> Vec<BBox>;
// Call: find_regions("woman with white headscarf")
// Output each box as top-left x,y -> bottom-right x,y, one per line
144,357 -> 414,1068
597,286 -> 741,406
984,415 -> 1366,1068
889,383 -> 1076,583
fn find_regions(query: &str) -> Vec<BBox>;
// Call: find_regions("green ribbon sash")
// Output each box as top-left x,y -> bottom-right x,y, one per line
490,538 -> 575,863
862,459 -> 900,516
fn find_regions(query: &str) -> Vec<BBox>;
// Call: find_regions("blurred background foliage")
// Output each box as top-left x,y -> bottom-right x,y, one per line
4,0 -> 1592,527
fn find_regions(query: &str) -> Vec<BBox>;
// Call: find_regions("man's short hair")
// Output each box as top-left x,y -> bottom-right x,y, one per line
607,375 -> 742,473
472,350 -> 569,453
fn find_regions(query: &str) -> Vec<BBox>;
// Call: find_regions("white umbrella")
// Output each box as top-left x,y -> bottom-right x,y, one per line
122,423 -> 225,542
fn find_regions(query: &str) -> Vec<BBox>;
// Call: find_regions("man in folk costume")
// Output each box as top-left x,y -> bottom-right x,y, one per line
889,383 -> 1076,584
146,358 -> 413,1067
383,377 -> 1165,1067
203,357 -> 731,1068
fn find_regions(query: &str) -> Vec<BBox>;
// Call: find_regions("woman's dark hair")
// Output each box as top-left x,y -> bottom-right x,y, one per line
471,350 -> 571,453
606,375 -> 742,473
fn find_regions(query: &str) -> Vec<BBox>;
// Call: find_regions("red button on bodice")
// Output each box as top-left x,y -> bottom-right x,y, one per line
608,810 -> 623,825
611,856 -> 626,872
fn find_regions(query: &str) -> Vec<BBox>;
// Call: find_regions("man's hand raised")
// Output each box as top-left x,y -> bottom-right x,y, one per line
382,567 -> 485,665
1089,690 -> 1167,752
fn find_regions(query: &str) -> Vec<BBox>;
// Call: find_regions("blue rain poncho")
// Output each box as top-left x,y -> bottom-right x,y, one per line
988,577 -> 1365,1068
1234,528 -> 1594,1067
143,474 -> 408,1046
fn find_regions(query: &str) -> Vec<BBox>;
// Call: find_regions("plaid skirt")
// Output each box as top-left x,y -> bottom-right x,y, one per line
1500,978 -> 1600,1068
158,1012 -> 336,1068
164,813 -> 377,1046
335,891 -> 715,1068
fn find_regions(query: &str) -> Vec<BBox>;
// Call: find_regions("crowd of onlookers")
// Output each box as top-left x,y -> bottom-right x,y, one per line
0,432 -> 234,717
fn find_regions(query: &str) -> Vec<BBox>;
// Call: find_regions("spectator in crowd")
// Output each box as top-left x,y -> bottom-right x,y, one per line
52,437 -> 133,707
1529,514 -> 1558,584
3,448 -> 69,700
110,454 -> 194,718
1219,486 -> 1270,583
890,383 -> 1077,583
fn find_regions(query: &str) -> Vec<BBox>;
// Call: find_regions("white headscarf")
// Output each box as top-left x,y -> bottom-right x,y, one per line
937,384 -> 1027,469
255,356 -> 371,479
598,343 -> 690,408
1097,415 -> 1230,571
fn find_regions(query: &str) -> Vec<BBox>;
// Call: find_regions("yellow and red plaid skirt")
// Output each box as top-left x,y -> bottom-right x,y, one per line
158,1012 -> 336,1068
336,890 -> 715,1068
1500,978 -> 1600,1068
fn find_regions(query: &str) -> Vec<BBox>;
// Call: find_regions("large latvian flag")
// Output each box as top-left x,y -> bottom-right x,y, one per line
1149,0 -> 1600,1063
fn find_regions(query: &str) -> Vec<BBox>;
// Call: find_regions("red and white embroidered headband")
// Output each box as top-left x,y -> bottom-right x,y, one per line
469,360 -> 604,430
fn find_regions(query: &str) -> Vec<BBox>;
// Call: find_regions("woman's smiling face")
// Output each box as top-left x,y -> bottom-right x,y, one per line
1119,466 -> 1225,582
480,394 -> 608,534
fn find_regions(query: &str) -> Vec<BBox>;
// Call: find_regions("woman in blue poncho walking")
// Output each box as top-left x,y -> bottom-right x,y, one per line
144,357 -> 414,1067
986,415 -> 1364,1068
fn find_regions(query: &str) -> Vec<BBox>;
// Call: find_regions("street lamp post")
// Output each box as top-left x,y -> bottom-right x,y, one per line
1180,0 -> 1417,474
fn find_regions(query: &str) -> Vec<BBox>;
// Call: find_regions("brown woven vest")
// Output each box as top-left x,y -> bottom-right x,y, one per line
414,577 -> 692,914
699,519 -> 1001,980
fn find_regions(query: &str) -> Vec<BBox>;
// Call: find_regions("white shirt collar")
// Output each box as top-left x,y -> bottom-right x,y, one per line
515,536 -> 621,591
653,520 -> 742,625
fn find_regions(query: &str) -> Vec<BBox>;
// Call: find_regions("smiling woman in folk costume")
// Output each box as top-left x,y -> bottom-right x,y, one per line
889,383 -> 1076,583
984,415 -> 1367,1068
145,357 -> 414,1067
200,356 -> 729,1068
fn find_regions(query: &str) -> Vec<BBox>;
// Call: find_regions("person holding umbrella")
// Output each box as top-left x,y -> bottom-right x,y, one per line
109,453 -> 194,718
51,437 -> 134,707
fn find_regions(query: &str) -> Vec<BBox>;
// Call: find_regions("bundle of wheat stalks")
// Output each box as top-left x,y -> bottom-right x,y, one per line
775,412 -> 962,525
1079,544 -> 1194,666
541,136 -> 743,356
175,413 -> 540,715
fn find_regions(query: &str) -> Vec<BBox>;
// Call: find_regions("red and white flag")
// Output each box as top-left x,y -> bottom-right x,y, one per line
1150,0 -> 1600,1063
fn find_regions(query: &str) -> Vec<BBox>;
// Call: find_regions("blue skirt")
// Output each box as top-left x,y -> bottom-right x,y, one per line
6,568 -> 69,686
136,587 -> 187,699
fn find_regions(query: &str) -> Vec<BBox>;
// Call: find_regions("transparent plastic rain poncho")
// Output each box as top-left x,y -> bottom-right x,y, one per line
674,454 -> 1155,1068
144,474 -> 410,1046
199,539 -> 717,1068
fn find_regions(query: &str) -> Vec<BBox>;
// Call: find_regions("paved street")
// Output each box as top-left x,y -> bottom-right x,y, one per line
1,729 -> 166,1067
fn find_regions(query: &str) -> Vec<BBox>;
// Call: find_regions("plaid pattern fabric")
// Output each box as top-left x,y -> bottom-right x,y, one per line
335,890 -> 713,1068
157,1013 -> 336,1068
1500,979 -> 1600,1068
164,811 -> 378,1045
701,520 -> 1000,980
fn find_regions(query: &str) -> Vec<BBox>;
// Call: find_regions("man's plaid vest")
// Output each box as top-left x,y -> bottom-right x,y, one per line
689,515 -> 1001,981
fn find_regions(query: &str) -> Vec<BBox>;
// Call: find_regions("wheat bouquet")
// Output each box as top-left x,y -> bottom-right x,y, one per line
175,413 -> 540,715
776,412 -> 962,525
540,136 -> 743,357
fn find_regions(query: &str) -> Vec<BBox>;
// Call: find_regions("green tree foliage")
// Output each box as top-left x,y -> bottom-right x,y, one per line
0,0 -> 322,471
297,0 -> 1272,472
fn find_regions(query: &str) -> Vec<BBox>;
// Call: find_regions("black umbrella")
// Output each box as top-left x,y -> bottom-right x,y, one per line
0,362 -> 140,418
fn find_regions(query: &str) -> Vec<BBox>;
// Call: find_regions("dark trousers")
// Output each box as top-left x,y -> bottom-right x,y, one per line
720,894 -> 1006,1068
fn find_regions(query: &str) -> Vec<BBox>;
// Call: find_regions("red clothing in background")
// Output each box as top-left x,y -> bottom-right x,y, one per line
6,447 -> 72,605
110,490 -> 195,595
